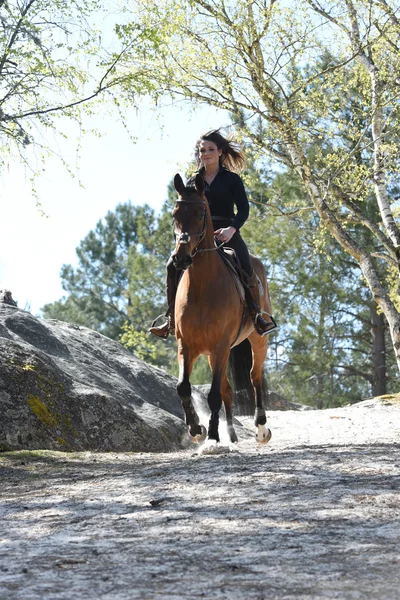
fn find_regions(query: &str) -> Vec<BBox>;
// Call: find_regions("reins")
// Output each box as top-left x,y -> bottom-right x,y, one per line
195,243 -> 223,256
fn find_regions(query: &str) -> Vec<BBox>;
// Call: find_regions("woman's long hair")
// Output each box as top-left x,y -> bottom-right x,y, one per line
195,128 -> 246,172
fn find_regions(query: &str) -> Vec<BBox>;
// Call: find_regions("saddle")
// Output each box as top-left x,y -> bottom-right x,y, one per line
217,245 -> 264,303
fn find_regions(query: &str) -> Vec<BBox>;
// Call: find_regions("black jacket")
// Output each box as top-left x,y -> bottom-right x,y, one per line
187,167 -> 249,230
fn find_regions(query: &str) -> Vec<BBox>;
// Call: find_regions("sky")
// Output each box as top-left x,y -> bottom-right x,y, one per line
0,102 -> 228,316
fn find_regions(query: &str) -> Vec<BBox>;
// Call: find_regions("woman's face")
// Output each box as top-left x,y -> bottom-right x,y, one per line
198,139 -> 222,170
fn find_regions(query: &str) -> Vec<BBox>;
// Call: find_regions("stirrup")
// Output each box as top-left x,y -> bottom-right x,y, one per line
254,312 -> 278,337
149,314 -> 173,340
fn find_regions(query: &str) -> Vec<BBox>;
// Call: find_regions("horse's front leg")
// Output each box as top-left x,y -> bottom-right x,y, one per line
249,332 -> 272,444
219,370 -> 238,443
207,346 -> 231,443
176,340 -> 207,443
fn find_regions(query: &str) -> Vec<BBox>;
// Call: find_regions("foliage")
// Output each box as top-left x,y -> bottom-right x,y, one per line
243,168 -> 397,406
42,202 -> 158,336
42,190 -> 178,370
0,0 -> 154,181
119,323 -> 157,362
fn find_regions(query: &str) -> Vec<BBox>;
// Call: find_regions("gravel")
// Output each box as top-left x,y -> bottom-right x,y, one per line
1,397 -> 399,600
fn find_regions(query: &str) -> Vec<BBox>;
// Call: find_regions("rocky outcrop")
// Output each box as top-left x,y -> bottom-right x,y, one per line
0,305 -> 187,453
0,290 -> 17,307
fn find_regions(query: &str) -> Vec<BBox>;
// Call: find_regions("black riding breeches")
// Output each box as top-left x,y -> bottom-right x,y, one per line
222,230 -> 252,276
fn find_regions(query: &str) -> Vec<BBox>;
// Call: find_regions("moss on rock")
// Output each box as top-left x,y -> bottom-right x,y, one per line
26,395 -> 58,428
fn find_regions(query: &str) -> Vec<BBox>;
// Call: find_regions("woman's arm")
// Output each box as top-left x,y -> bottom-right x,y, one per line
231,174 -> 249,230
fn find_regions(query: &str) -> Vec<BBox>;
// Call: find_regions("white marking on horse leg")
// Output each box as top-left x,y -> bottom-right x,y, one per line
257,425 -> 272,444
189,424 -> 207,444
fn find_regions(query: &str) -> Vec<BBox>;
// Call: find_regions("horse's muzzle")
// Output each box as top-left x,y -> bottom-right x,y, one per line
172,253 -> 193,270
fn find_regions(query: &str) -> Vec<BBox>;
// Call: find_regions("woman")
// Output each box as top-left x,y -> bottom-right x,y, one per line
150,128 -> 277,338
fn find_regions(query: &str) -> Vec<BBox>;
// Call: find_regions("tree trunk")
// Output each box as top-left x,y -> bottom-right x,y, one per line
285,139 -> 400,374
370,304 -> 387,397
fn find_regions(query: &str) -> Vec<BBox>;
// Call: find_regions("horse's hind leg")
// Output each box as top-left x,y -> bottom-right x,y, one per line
207,345 -> 231,443
207,354 -> 238,444
249,332 -> 272,444
176,341 -> 206,443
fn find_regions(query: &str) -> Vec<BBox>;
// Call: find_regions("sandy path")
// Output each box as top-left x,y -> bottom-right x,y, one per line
1,399 -> 399,600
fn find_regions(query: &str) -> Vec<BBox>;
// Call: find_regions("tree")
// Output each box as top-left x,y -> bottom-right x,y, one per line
243,167 -> 397,405
115,0 -> 400,373
42,194 -> 179,370
0,0 -> 152,178
42,202 -> 160,334
242,114 -> 397,402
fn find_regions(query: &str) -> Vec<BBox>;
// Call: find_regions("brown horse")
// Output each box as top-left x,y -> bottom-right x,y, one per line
172,173 -> 272,445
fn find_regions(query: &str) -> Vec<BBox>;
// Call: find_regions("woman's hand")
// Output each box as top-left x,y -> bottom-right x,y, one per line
214,226 -> 236,244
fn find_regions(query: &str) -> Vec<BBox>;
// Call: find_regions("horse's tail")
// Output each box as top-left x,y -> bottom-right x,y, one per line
228,339 -> 268,416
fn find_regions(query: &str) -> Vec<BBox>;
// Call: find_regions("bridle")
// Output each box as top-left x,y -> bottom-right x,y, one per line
174,198 -> 210,257
173,195 -> 226,259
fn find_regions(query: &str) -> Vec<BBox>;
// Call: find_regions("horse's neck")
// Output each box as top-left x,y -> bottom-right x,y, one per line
186,202 -> 219,287
185,257 -> 216,299
187,229 -> 219,289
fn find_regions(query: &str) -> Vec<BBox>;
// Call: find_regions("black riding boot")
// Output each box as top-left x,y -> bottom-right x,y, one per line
245,271 -> 278,336
149,273 -> 177,339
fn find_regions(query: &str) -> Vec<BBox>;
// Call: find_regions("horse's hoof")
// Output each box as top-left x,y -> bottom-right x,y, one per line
228,427 -> 238,444
257,425 -> 272,444
189,424 -> 207,443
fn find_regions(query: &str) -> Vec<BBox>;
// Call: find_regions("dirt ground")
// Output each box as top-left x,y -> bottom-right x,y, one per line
1,398 -> 399,600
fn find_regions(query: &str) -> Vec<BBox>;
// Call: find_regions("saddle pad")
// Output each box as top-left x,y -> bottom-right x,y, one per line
218,247 -> 246,304
220,247 -> 265,301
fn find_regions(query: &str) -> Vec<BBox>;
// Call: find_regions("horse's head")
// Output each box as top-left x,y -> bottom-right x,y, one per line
171,173 -> 209,270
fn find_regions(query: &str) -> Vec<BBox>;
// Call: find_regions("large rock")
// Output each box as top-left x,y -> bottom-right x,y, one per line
0,305 -> 187,453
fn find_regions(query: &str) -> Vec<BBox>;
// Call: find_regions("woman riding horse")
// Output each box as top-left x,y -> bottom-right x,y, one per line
163,172 -> 273,444
150,129 -> 278,339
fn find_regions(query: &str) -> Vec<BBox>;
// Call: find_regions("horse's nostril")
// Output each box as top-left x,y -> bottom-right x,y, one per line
173,254 -> 192,270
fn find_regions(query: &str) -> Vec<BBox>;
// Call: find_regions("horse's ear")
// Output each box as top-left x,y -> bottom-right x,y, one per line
194,173 -> 204,194
174,173 -> 185,195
